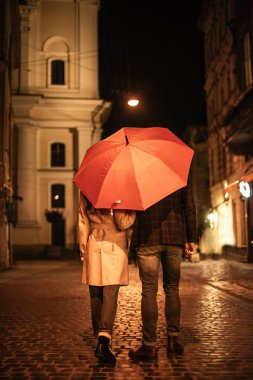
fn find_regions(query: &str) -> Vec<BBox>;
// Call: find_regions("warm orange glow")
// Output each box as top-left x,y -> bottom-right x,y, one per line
127,99 -> 139,107
224,192 -> 229,200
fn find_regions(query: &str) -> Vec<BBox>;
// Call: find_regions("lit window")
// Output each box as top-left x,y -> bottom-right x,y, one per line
51,60 -> 65,85
51,184 -> 65,208
51,143 -> 65,167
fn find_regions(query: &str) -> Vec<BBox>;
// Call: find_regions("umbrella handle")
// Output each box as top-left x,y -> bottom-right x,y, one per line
110,200 -> 122,215
112,200 -> 122,206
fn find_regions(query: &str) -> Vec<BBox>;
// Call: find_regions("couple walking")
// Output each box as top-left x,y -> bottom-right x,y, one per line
78,182 -> 197,364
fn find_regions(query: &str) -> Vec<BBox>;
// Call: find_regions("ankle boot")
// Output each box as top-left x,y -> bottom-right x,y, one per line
129,344 -> 157,360
95,336 -> 116,364
167,335 -> 184,355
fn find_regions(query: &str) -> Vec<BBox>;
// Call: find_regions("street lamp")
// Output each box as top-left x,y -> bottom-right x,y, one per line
239,181 -> 250,198
224,191 -> 229,201
127,98 -> 139,107
207,209 -> 218,229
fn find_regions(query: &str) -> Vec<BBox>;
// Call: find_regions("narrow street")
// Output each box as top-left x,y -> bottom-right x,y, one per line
1,257 -> 253,379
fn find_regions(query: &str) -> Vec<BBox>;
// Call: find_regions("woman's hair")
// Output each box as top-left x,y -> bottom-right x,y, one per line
82,193 -> 110,214
85,196 -> 93,210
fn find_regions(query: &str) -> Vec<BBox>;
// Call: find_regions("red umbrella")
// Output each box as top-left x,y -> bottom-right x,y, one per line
74,127 -> 194,210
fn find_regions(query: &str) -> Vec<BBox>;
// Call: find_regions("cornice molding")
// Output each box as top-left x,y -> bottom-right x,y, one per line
75,0 -> 99,6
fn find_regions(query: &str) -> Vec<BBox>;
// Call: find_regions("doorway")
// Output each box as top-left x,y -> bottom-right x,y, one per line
51,216 -> 65,247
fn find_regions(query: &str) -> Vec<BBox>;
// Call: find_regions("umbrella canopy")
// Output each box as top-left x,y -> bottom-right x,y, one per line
74,127 -> 194,210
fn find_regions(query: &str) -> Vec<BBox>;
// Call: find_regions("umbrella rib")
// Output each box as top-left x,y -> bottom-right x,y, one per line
132,147 -> 190,199
132,140 -> 193,166
75,144 -> 123,185
96,146 -> 144,210
131,139 -> 191,154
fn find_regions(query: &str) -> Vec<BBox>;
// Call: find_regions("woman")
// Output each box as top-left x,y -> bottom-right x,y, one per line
78,193 -> 136,364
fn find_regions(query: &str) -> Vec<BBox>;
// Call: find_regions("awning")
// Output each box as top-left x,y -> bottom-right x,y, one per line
223,86 -> 253,155
227,130 -> 253,155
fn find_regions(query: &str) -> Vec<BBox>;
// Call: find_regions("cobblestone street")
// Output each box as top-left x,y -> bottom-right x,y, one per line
1,257 -> 253,380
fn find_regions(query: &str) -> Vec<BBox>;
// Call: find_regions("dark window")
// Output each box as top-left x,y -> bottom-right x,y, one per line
51,143 -> 65,167
243,32 -> 252,87
51,60 -> 65,85
51,184 -> 65,208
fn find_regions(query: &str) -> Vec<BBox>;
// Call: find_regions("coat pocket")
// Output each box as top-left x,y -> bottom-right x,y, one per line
101,241 -> 118,269
100,242 -> 128,285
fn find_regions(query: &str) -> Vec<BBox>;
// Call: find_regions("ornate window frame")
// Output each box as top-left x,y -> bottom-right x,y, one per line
42,36 -> 70,89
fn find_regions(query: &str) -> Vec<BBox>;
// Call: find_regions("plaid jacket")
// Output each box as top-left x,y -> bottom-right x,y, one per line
131,184 -> 197,247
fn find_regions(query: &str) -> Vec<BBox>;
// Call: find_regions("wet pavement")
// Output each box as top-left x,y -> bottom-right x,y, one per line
1,257 -> 253,379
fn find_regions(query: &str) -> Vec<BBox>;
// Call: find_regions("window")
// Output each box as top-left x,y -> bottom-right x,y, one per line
51,184 -> 65,208
51,60 -> 65,85
244,32 -> 252,87
51,143 -> 65,167
217,135 -> 226,181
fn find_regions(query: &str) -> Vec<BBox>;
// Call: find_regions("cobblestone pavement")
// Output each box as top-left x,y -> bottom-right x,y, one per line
1,257 -> 253,380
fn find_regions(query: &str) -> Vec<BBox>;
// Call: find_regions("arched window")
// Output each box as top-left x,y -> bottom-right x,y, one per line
51,184 -> 65,208
51,60 -> 65,85
51,143 -> 65,167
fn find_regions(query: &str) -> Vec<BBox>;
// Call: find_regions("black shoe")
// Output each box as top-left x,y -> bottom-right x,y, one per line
167,335 -> 184,355
95,336 -> 116,364
129,344 -> 157,360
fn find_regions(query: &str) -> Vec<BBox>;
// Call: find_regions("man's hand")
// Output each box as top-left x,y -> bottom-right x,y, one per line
184,242 -> 196,258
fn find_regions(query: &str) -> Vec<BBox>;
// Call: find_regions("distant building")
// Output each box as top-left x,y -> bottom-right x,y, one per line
11,0 -> 112,256
198,0 -> 253,262
0,0 -> 20,269
182,125 -> 212,250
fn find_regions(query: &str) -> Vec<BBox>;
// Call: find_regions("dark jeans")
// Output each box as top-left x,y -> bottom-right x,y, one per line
136,245 -> 183,346
89,285 -> 120,336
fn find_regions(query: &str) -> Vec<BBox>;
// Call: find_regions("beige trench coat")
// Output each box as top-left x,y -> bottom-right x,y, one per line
78,195 -> 136,286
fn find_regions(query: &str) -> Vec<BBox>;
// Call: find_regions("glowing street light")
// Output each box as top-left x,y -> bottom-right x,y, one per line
127,98 -> 139,107
224,191 -> 229,200
239,181 -> 250,198
207,209 -> 218,229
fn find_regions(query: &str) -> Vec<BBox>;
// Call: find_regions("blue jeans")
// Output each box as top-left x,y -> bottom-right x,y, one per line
136,245 -> 183,346
89,285 -> 120,336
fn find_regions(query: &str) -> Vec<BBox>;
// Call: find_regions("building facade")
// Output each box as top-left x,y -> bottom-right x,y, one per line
11,0 -> 111,255
181,125 -> 212,250
0,0 -> 20,269
198,0 -> 253,262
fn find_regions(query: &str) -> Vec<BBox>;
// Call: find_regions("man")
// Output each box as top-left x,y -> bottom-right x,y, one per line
128,181 -> 197,359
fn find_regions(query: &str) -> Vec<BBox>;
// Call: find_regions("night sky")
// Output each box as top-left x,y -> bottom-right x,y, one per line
98,0 -> 206,138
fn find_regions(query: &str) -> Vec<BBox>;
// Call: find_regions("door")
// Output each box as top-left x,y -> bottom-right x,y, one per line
247,182 -> 253,263
51,216 -> 65,247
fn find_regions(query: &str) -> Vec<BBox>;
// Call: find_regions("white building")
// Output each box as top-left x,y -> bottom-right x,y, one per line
11,0 -> 111,254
